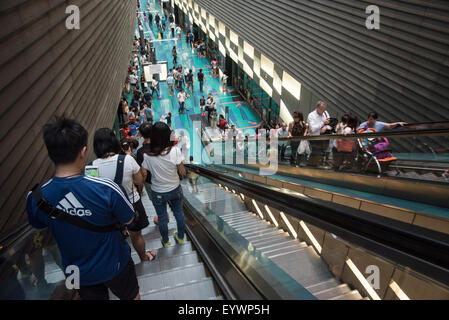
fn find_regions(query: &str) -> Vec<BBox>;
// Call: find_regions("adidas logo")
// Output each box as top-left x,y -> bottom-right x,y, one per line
56,192 -> 92,217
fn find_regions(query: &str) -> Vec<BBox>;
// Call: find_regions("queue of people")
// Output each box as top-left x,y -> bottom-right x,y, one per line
27,118 -> 190,300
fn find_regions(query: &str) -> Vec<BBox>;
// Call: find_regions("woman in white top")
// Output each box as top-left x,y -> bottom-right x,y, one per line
92,128 -> 156,262
151,75 -> 161,99
142,122 -> 187,247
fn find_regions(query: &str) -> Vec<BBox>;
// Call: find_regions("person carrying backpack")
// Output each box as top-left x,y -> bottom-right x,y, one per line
27,119 -> 140,300
91,129 -> 156,263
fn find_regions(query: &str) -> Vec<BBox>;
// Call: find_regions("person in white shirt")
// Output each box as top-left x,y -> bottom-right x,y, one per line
170,22 -> 177,38
166,71 -> 175,96
175,26 -> 182,39
222,73 -> 229,92
142,122 -> 187,247
177,130 -> 191,163
129,74 -> 138,87
277,122 -> 290,162
91,128 -> 156,262
177,89 -> 187,113
151,75 -> 161,99
205,94 -> 216,124
307,101 -> 331,167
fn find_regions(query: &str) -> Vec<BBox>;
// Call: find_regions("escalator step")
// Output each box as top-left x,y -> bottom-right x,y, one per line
329,290 -> 363,300
257,240 -> 306,252
137,263 -> 208,296
314,284 -> 351,300
245,229 -> 286,239
305,278 -> 341,294
141,278 -> 219,300
234,224 -> 273,234
134,251 -> 200,277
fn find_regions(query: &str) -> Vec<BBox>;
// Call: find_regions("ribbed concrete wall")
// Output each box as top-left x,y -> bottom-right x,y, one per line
0,0 -> 136,236
193,0 -> 449,123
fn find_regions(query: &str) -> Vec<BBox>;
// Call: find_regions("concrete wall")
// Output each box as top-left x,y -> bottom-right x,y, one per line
0,0 -> 136,236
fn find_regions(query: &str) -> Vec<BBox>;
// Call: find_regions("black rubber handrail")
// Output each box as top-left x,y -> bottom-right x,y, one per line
186,164 -> 449,288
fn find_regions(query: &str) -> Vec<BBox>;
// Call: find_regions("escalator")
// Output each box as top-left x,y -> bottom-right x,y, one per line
182,180 -> 364,300
2,165 -> 449,300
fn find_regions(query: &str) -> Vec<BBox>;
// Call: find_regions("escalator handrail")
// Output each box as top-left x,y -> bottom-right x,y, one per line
210,126 -> 449,142
186,164 -> 449,288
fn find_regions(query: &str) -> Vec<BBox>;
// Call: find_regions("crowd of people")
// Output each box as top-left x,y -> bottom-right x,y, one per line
27,118 -> 193,300
254,101 -> 407,171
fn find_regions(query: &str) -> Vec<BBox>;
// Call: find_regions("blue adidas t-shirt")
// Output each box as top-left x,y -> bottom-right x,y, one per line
26,175 -> 135,286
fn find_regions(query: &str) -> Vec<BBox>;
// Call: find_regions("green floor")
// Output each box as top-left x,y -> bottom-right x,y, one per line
134,0 -> 263,163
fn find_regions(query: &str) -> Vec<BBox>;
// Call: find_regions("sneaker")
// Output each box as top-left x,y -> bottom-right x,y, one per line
161,238 -> 171,247
174,230 -> 184,244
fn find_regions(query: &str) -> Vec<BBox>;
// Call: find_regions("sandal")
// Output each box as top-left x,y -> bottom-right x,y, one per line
145,250 -> 157,262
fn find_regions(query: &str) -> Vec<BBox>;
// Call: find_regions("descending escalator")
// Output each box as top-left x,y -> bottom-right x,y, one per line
182,179 -> 365,300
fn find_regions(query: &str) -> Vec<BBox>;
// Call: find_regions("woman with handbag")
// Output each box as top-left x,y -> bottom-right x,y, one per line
91,129 -> 156,262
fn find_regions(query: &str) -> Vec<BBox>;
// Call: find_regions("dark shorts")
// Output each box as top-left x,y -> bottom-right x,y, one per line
77,258 -> 139,300
128,199 -> 150,232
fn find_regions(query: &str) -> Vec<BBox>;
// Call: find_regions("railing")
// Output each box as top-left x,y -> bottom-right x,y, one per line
185,164 -> 449,290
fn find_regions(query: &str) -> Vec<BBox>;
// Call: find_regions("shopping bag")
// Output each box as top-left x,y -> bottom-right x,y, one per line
297,140 -> 311,155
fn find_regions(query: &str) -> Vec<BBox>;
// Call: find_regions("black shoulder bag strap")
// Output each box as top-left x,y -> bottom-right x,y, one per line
31,185 -> 121,233
113,154 -> 128,198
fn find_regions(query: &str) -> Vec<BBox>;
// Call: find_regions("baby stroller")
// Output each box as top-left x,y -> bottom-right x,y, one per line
357,128 -> 398,176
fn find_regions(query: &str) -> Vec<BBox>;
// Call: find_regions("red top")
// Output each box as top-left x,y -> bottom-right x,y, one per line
219,119 -> 228,130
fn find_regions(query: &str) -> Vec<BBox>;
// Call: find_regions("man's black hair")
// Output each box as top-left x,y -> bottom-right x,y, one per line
43,118 -> 88,165
139,123 -> 152,139
368,112 -> 378,120
93,128 -> 121,158
131,139 -> 139,150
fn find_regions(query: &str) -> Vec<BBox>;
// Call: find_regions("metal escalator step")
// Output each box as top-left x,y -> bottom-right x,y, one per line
141,226 -> 179,240
329,290 -> 363,300
134,251 -> 200,277
305,278 -> 341,294
244,229 -> 286,239
270,247 -> 335,287
224,217 -> 261,226
159,252 -> 200,272
314,284 -> 351,300
266,247 -> 309,259
257,239 -> 306,251
260,243 -> 307,255
249,233 -> 293,245
141,278 -> 219,300
138,237 -> 191,251
137,263 -> 208,295
234,223 -> 273,233
151,242 -> 193,259
220,211 -> 252,219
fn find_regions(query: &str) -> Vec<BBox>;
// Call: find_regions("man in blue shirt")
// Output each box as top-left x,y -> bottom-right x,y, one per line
358,112 -> 407,132
26,118 -> 140,300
